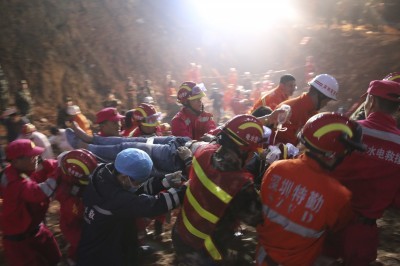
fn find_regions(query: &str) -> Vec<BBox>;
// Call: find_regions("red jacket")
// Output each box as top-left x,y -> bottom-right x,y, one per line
175,144 -> 254,261
55,176 -> 85,260
257,154 -> 353,266
334,111 -> 400,218
1,160 -> 58,235
171,107 -> 216,140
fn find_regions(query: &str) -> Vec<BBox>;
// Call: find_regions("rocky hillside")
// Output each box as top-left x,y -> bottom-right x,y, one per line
0,0 -> 400,122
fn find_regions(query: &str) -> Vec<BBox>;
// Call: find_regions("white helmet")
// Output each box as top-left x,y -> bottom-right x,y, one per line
67,105 -> 81,115
143,96 -> 155,104
309,74 -> 339,100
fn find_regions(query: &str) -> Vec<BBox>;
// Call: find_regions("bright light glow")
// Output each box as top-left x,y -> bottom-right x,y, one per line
190,0 -> 299,32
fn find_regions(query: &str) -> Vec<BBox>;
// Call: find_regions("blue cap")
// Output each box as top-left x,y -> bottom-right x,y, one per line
115,148 -> 153,182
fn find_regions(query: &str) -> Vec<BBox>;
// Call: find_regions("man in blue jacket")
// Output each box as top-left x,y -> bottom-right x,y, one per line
76,148 -> 186,266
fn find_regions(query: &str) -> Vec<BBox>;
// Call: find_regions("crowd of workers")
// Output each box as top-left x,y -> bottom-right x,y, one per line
0,70 -> 400,266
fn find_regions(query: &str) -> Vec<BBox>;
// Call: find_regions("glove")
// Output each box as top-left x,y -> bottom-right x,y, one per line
177,146 -> 192,160
177,147 -> 193,167
162,171 -> 184,188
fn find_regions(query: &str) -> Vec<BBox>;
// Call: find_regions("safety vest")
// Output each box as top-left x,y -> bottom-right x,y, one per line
175,109 -> 214,140
175,144 -> 252,261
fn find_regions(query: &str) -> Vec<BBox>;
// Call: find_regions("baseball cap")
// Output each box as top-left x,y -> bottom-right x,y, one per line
114,148 -> 153,183
95,107 -> 124,124
6,139 -> 44,160
362,80 -> 400,102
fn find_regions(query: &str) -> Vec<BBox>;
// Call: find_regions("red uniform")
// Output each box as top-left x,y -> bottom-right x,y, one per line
1,160 -> 61,266
273,93 -> 316,145
174,144 -> 254,261
251,85 -> 290,112
171,107 -> 216,140
327,111 -> 400,265
256,154 -> 353,266
55,176 -> 85,261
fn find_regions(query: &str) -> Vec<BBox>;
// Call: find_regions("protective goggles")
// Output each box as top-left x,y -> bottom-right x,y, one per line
141,112 -> 161,127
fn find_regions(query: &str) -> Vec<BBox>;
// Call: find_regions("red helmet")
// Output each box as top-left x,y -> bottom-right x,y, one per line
222,114 -> 264,152
298,112 -> 365,158
133,103 -> 161,127
383,72 -> 400,83
60,149 -> 98,185
177,81 -> 206,104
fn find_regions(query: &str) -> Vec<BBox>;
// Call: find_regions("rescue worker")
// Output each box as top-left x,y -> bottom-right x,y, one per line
251,74 -> 297,112
95,107 -> 125,137
347,71 -> 400,120
172,114 -> 265,265
273,74 -> 339,145
20,123 -> 54,160
256,112 -> 366,266
55,149 -> 98,265
325,80 -> 400,266
130,103 -> 164,137
171,81 -> 216,140
76,148 -> 187,266
1,139 -> 61,266
120,110 -> 137,137
66,105 -> 92,135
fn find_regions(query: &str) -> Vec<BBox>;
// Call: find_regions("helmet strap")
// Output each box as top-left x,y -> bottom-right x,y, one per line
184,102 -> 203,116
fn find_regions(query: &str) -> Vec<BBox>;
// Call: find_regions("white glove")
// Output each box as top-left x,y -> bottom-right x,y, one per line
177,146 -> 193,161
162,171 -> 184,188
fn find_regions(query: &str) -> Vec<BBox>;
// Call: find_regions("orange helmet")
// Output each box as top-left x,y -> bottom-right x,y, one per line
133,103 -> 161,127
221,114 -> 264,152
298,112 -> 365,158
177,82 -> 206,105
60,149 -> 98,185
383,72 -> 400,83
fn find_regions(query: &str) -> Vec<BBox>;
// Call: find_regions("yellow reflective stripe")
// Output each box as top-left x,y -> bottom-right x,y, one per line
283,144 -> 288,159
67,158 -> 90,175
204,237 -> 222,261
136,107 -> 146,118
182,209 -> 222,261
192,157 -> 232,204
313,123 -> 353,138
239,121 -> 263,135
186,186 -> 219,224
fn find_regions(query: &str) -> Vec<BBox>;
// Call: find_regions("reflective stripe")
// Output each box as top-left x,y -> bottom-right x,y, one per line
192,157 -> 232,203
362,126 -> 400,145
168,188 -> 180,205
239,121 -> 263,135
186,186 -> 219,224
93,205 -> 113,215
256,246 -> 267,266
313,123 -> 353,138
1,173 -> 8,187
67,158 -> 90,175
163,193 -> 173,210
38,179 -> 57,197
182,208 -> 222,261
263,205 -> 325,238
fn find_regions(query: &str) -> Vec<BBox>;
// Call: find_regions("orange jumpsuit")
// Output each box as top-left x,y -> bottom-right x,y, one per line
251,85 -> 289,112
272,93 -> 316,145
256,154 -> 353,266
73,113 -> 92,135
